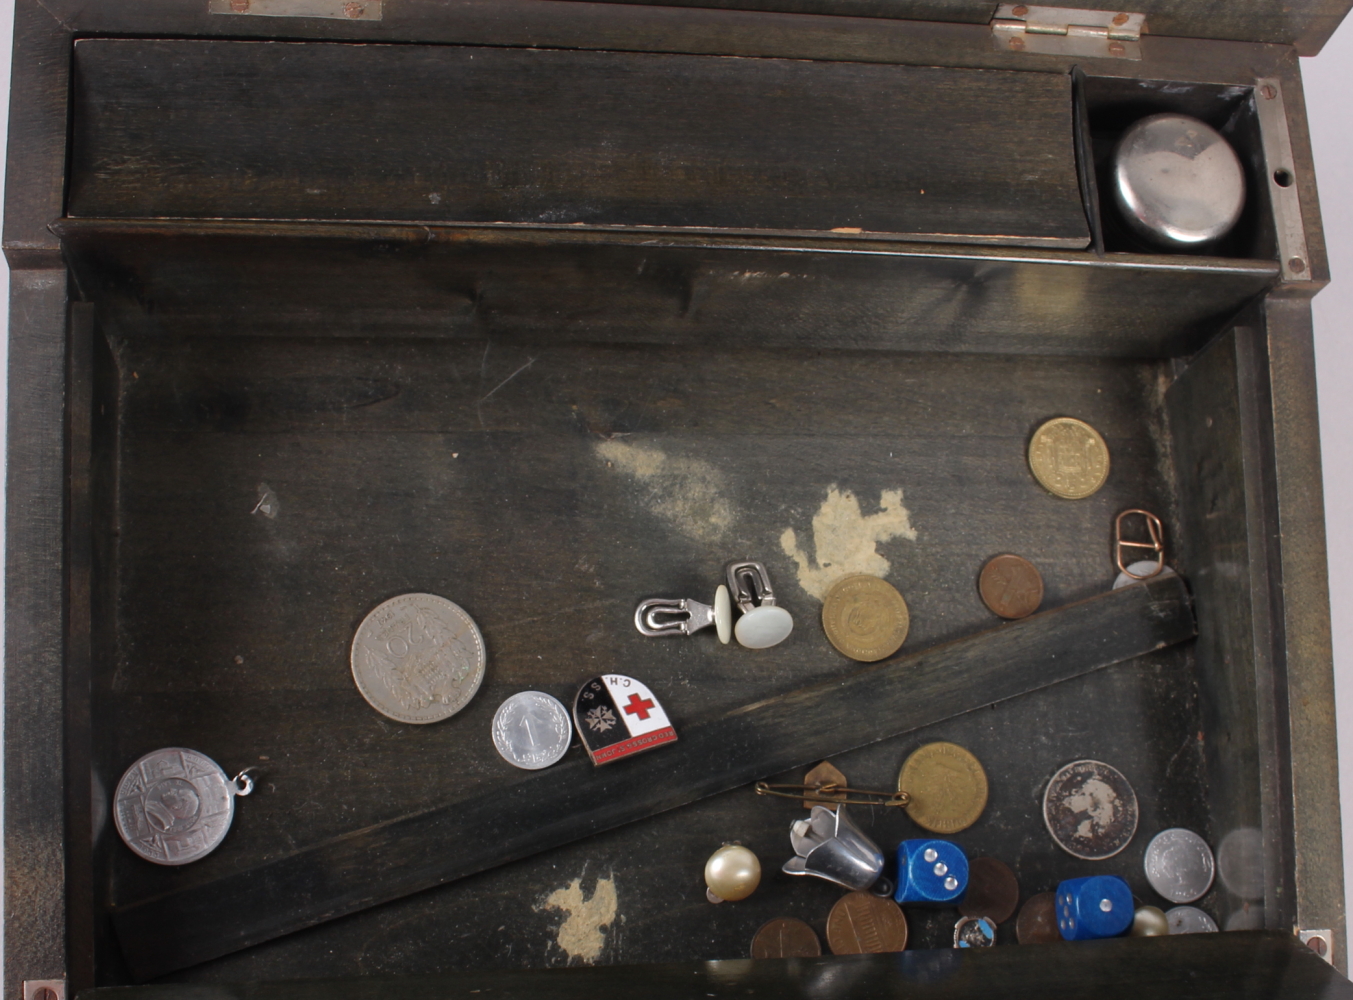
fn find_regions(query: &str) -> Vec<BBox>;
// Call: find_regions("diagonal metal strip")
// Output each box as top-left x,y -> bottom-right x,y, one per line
115,575 -> 1195,980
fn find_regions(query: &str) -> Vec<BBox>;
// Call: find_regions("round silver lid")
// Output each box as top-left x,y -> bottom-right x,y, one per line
1112,114 -> 1245,247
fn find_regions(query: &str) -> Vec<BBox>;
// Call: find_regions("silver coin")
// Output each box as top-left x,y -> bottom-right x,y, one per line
492,691 -> 572,770
1043,759 -> 1139,860
1166,905 -> 1219,934
1144,828 -> 1215,903
351,593 -> 486,724
113,748 -> 249,865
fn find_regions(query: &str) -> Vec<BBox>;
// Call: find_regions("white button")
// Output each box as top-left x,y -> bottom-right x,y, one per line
714,585 -> 732,645
734,605 -> 793,649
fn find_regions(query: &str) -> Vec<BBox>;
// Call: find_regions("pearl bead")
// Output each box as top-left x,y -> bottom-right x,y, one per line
704,844 -> 761,902
734,605 -> 793,649
1132,905 -> 1170,937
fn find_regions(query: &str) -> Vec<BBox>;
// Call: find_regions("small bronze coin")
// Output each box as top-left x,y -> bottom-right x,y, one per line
826,891 -> 909,954
751,917 -> 822,959
821,574 -> 910,662
1042,759 -> 1138,860
978,554 -> 1044,620
1028,417 -> 1110,500
1016,892 -> 1061,944
898,741 -> 989,834
959,857 -> 1021,925
803,761 -> 849,808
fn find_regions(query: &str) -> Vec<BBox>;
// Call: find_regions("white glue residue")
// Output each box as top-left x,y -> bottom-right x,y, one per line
779,486 -> 917,599
595,440 -> 732,543
538,875 -> 618,964
1066,778 -> 1120,840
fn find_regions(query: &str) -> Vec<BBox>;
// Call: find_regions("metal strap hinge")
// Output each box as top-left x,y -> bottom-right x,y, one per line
992,5 -> 1146,59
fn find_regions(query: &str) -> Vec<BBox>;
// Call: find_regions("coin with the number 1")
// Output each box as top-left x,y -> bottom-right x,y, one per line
492,692 -> 572,770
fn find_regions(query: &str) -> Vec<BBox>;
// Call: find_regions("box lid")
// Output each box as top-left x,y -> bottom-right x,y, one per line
581,0 -> 1352,55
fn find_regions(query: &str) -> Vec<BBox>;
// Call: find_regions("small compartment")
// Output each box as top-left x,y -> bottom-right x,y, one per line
1078,76 -> 1276,261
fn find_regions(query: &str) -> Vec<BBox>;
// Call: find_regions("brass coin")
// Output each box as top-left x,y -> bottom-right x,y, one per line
898,741 -> 989,834
803,761 -> 848,809
751,917 -> 822,959
1016,892 -> 1061,944
978,554 -> 1044,620
826,892 -> 909,954
821,575 -> 910,662
1028,417 -> 1110,500
959,857 -> 1021,925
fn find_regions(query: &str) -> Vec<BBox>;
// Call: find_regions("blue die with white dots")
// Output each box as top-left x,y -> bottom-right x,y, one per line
1056,875 -> 1134,940
894,839 -> 969,905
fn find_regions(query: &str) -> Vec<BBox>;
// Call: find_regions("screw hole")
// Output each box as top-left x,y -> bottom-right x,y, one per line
1289,257 -> 1307,274
1308,935 -> 1329,957
1273,169 -> 1294,188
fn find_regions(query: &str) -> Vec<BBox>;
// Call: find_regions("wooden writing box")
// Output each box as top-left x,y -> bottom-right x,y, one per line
6,0 -> 1353,996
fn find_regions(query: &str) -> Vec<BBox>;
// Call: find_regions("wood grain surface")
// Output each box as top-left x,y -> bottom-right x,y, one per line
68,40 -> 1089,248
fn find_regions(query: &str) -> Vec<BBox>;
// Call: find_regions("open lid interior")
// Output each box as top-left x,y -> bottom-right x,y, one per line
576,0 -> 1352,55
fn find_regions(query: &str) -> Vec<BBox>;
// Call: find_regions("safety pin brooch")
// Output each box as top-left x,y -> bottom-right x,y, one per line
755,781 -> 911,808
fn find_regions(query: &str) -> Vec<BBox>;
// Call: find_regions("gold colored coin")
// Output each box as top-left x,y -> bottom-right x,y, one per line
826,892 -> 908,954
821,575 -> 910,662
898,741 -> 989,834
1028,417 -> 1110,499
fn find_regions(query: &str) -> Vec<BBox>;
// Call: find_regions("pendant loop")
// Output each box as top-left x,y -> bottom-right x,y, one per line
1115,509 -> 1166,580
232,768 -> 258,797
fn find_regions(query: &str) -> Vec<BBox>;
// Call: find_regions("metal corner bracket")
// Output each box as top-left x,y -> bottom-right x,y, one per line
1253,78 -> 1312,283
22,982 -> 66,1000
1298,929 -> 1336,966
992,4 -> 1145,59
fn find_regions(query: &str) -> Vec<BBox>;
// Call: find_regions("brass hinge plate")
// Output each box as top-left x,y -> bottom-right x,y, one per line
992,5 -> 1145,59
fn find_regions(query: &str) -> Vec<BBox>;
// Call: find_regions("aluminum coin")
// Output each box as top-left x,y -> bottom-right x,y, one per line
821,574 -> 910,662
826,891 -> 908,954
1043,759 -> 1138,860
978,554 -> 1044,620
114,748 -> 252,865
1166,905 -> 1219,934
492,691 -> 572,770
898,741 -> 989,834
959,857 -> 1020,924
351,593 -> 486,724
1028,417 -> 1110,500
751,918 -> 822,959
1144,828 -> 1215,904
954,915 -> 997,948
1016,892 -> 1061,944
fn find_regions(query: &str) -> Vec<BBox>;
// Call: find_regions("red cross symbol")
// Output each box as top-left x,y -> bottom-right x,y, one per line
622,693 -> 655,721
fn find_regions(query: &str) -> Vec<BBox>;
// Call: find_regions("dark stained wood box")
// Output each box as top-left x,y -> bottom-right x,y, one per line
6,1 -> 1353,997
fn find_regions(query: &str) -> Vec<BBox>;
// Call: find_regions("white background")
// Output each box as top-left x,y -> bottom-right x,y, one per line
0,0 -> 1349,973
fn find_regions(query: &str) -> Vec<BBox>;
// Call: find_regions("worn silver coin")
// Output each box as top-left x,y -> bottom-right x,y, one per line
351,593 -> 486,724
492,691 -> 572,770
1166,905 -> 1219,934
113,748 -> 252,865
1043,759 -> 1139,860
1144,828 -> 1215,904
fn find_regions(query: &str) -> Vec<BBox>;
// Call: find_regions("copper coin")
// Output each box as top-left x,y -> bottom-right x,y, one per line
1042,759 -> 1138,860
751,917 -> 822,959
1016,892 -> 1061,944
803,761 -> 848,809
978,554 -> 1044,620
959,857 -> 1020,924
826,891 -> 909,954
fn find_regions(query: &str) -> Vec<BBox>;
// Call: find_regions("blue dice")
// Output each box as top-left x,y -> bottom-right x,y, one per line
894,839 -> 969,905
1056,875 -> 1134,940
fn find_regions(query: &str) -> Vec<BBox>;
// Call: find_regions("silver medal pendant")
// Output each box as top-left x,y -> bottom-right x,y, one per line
113,748 -> 254,865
